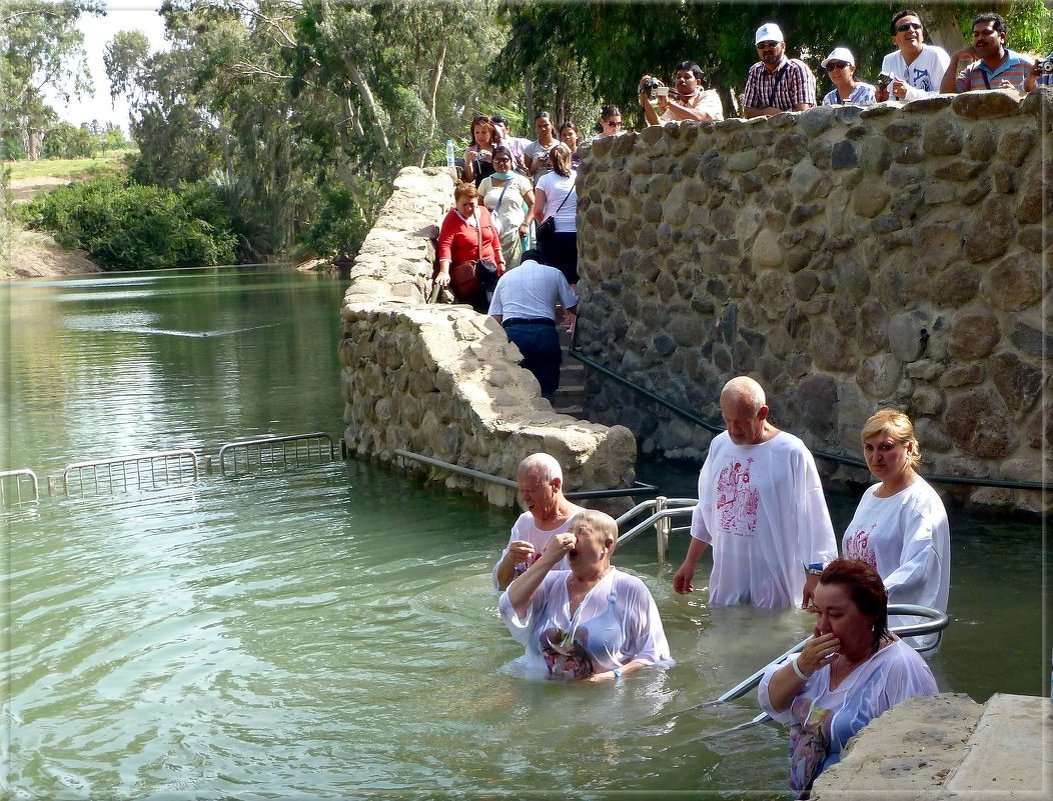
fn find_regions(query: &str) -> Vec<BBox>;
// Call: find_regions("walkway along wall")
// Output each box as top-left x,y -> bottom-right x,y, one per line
338,168 -> 636,507
575,88 -> 1050,513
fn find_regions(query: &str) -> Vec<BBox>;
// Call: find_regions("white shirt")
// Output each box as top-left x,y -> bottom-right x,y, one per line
689,431 -> 837,609
880,45 -> 950,100
758,639 -> 938,798
488,259 -> 578,324
491,509 -> 579,591
499,567 -> 674,679
534,171 -> 577,233
842,477 -> 950,650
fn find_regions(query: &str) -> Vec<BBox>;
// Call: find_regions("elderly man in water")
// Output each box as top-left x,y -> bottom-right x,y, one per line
492,453 -> 583,591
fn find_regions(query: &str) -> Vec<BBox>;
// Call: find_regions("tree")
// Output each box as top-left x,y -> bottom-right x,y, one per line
1,0 -> 103,159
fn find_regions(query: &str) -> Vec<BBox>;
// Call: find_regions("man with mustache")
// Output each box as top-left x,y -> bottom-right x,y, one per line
941,11 -> 1036,95
742,22 -> 816,118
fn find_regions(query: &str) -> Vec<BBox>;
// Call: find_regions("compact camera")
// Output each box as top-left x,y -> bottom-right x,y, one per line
1040,53 -> 1053,73
644,77 -> 661,91
874,72 -> 897,90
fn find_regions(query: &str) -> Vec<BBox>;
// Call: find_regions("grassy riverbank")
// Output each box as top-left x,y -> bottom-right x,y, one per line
6,152 -> 132,182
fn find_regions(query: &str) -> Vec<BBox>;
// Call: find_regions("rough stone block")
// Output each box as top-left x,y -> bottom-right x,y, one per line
922,116 -> 964,155
951,89 -> 1021,119
851,182 -> 891,218
963,197 -> 1015,262
984,256 -> 1042,311
947,308 -> 1001,360
945,386 -> 1012,458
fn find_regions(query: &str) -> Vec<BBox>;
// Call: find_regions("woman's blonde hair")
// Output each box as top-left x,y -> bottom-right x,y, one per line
861,408 -> 921,468
569,509 -> 618,549
549,142 -> 572,178
453,181 -> 478,204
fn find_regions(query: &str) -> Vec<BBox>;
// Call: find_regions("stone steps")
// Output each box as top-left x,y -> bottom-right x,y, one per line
551,317 -> 586,417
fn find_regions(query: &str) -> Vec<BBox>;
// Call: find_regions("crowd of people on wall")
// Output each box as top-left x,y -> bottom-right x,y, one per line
433,9 -> 1050,402
494,375 -> 952,798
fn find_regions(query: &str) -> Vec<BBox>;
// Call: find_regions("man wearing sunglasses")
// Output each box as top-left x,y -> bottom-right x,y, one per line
878,10 -> 950,102
742,23 -> 816,119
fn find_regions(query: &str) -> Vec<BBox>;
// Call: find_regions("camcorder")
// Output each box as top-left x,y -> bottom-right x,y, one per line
874,72 -> 897,90
1039,52 -> 1053,73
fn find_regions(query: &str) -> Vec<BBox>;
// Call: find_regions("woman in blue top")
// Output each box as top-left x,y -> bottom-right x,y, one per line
821,47 -> 877,106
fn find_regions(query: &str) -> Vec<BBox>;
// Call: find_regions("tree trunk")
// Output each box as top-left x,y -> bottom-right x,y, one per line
423,38 -> 447,167
343,56 -> 389,155
524,73 -> 534,127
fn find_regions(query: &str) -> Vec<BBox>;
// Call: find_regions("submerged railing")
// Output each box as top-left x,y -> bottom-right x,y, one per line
62,449 -> 199,496
218,432 -> 335,477
1,468 -> 39,507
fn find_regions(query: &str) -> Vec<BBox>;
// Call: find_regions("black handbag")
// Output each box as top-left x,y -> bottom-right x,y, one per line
537,185 -> 571,239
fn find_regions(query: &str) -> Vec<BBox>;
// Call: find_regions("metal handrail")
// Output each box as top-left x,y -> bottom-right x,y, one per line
62,449 -> 199,495
616,504 -> 696,546
394,449 -> 657,500
218,432 -> 335,476
0,468 -> 39,506
697,603 -> 951,711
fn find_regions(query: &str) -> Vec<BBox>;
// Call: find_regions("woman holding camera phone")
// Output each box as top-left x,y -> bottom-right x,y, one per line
638,61 -> 724,125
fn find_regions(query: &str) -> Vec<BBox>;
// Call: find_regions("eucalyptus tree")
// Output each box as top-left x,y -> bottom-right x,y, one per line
1,0 -> 102,159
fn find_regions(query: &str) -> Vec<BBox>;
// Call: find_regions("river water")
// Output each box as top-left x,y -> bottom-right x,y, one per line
1,267 -> 1044,799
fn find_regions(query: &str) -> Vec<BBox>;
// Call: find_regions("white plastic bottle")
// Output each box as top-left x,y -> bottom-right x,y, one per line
445,139 -> 455,168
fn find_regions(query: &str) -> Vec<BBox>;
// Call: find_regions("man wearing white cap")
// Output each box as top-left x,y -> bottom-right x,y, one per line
742,22 -> 817,118
820,47 -> 877,106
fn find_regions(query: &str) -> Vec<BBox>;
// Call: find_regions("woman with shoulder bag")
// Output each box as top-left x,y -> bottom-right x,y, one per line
528,142 -> 579,289
435,182 -> 505,313
477,145 -> 535,270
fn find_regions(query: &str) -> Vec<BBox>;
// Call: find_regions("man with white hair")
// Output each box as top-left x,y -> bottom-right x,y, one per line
742,22 -> 817,118
492,453 -> 584,591
672,376 -> 837,609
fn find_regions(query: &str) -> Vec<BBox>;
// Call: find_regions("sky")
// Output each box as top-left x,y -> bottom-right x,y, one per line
42,2 -> 170,133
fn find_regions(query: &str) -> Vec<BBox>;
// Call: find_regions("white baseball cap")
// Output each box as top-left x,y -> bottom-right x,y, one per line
755,23 -> 784,44
821,47 -> 856,68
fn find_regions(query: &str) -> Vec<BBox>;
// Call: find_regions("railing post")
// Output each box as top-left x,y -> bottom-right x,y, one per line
655,495 -> 669,562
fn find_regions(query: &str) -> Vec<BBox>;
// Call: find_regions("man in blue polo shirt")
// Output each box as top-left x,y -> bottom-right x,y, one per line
941,12 -> 1035,94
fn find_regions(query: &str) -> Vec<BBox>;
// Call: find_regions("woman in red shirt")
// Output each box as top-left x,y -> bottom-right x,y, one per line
435,182 -> 504,312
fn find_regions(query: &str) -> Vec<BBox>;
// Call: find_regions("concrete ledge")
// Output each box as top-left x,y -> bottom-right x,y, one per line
812,693 -> 1051,800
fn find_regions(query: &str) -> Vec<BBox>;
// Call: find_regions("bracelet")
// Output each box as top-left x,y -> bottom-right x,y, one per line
804,562 -> 824,576
792,658 -> 811,681
612,667 -> 623,680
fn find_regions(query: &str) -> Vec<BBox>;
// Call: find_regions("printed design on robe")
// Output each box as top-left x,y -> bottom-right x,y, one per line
540,626 -> 593,680
788,701 -> 833,799
843,524 -> 878,569
715,457 -> 759,535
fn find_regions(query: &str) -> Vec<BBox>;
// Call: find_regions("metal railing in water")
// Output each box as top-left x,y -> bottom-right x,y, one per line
1,468 -> 40,507
218,433 -> 335,477
393,449 -> 659,500
62,449 -> 199,496
665,604 -> 951,731
615,497 -> 697,560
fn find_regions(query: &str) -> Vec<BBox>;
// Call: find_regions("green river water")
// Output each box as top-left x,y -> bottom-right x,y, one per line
1,267 -> 1045,799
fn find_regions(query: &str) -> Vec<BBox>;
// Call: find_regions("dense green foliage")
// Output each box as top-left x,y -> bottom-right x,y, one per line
8,1 -> 1052,271
16,176 -> 237,270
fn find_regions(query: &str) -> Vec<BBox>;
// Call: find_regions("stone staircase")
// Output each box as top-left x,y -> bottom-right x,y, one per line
550,318 -> 586,417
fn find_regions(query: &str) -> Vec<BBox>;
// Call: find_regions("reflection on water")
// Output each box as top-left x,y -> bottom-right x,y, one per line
1,268 -> 1045,798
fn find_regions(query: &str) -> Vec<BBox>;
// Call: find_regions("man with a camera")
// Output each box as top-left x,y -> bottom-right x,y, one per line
940,12 -> 1036,95
876,9 -> 950,102
638,61 -> 724,125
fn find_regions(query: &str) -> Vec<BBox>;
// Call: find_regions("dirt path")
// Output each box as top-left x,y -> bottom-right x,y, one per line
3,177 -> 102,279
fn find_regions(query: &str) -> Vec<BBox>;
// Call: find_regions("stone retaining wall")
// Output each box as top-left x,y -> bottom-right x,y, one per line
576,88 -> 1050,513
338,167 -> 636,507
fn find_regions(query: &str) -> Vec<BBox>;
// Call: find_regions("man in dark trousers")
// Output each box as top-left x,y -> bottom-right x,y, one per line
488,249 -> 577,401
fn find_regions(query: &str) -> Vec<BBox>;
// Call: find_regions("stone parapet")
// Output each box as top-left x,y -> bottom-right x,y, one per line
576,88 -> 1050,514
338,167 -> 636,506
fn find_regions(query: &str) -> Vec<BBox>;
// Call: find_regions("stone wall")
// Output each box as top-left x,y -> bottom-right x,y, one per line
338,167 -> 636,507
576,88 -> 1050,513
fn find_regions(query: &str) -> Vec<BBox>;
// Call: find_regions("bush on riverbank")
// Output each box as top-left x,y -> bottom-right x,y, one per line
15,176 -> 238,271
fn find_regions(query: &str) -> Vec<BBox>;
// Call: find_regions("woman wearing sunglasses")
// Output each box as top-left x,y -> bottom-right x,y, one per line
477,145 -> 535,269
820,48 -> 876,106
